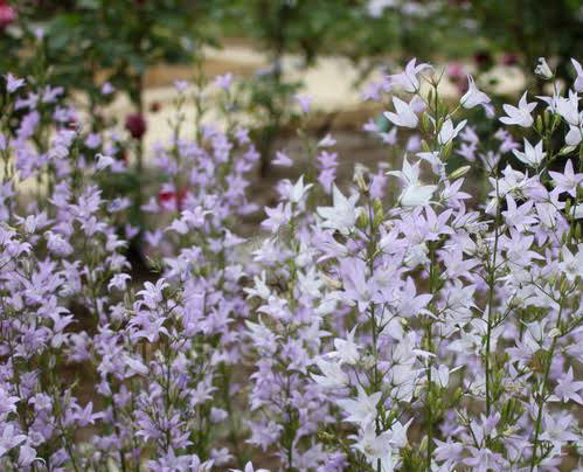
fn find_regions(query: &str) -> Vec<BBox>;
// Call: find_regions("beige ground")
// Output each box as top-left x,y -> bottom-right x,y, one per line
105,44 -> 527,152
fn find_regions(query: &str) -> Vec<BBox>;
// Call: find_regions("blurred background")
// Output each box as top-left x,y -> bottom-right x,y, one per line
2,0 -> 583,187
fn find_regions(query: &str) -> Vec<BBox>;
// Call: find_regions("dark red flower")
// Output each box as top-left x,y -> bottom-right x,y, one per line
473,51 -> 493,68
157,187 -> 187,212
125,113 -> 147,140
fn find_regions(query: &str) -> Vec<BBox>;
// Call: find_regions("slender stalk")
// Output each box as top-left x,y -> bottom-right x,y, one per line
485,171 -> 502,422
529,287 -> 565,471
425,243 -> 437,472
365,193 -> 382,472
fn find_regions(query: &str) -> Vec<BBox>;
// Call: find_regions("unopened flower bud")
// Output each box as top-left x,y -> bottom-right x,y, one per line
354,164 -> 369,193
449,165 -> 471,180
559,145 -> 576,156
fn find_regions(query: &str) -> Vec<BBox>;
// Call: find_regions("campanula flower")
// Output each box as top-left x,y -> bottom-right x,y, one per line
512,138 -> 546,168
461,75 -> 490,109
500,92 -> 537,127
384,96 -> 419,128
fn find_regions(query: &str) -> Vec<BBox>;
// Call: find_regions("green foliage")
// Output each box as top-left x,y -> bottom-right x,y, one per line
1,0 -> 216,107
447,0 -> 583,84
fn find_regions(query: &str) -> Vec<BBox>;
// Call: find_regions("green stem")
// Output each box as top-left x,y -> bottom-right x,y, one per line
485,173 -> 502,423
425,244 -> 437,471
529,289 -> 565,471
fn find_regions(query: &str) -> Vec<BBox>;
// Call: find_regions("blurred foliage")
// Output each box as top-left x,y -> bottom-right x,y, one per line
3,0 -> 583,180
3,0 -> 583,98
217,0 -> 450,80
445,0 -> 583,85
0,0 -> 215,108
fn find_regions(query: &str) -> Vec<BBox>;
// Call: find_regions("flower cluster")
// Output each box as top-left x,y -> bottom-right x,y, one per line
1,56 -> 583,472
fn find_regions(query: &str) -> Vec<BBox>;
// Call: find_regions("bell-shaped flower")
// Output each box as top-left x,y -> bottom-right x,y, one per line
386,155 -> 420,185
550,367 -> 583,405
566,125 -> 583,146
438,119 -> 467,146
387,58 -> 432,93
556,90 -> 581,126
329,328 -> 360,366
399,183 -> 437,207
388,156 -> 436,207
95,153 -> 115,171
335,386 -> 382,428
559,243 -> 583,282
339,257 -> 379,311
5,73 -> 25,94
316,185 -> 360,235
283,175 -> 313,204
272,151 -> 293,167
500,92 -> 537,127
0,425 -> 27,457
312,358 -> 348,389
512,138 -> 546,168
549,159 -> 583,197
384,96 -> 419,129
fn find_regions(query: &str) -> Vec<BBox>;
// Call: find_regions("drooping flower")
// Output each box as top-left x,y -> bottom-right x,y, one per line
461,75 -> 490,109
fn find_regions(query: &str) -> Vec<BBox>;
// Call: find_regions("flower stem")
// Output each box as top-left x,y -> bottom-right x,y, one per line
529,289 -> 565,471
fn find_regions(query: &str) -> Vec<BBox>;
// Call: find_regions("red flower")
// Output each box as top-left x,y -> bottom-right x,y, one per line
157,187 -> 187,212
473,51 -> 493,68
125,113 -> 147,140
